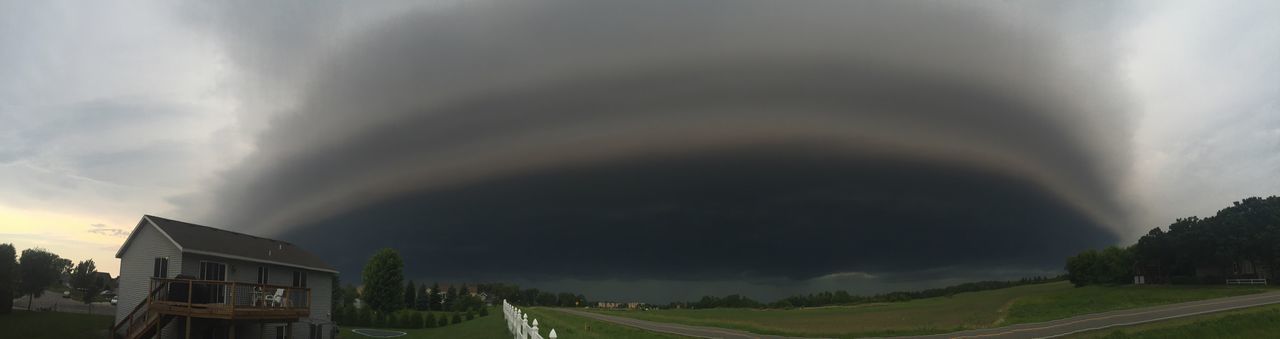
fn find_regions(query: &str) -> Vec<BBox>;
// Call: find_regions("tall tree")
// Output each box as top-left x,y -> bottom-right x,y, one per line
341,284 -> 359,309
53,257 -> 72,284
445,285 -> 458,311
429,282 -> 441,311
415,284 -> 429,310
0,243 -> 15,314
361,248 -> 405,313
332,275 -> 342,313
403,280 -> 416,310
70,259 -> 102,312
17,248 -> 61,310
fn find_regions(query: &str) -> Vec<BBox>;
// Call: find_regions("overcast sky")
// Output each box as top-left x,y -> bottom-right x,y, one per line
2,0 -> 1277,302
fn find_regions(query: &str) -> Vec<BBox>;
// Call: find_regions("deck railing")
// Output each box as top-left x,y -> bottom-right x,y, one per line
150,278 -> 311,310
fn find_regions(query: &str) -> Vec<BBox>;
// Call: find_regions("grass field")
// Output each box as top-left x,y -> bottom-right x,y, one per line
342,305 -> 685,339
582,282 -> 1274,338
0,310 -> 113,339
1067,304 -> 1280,338
342,307 -> 508,338
522,307 -> 690,339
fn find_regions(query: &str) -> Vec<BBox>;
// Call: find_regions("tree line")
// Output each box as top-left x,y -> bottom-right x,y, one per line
333,247 -> 589,329
1066,196 -> 1280,286
0,244 -> 107,314
667,276 -> 1061,309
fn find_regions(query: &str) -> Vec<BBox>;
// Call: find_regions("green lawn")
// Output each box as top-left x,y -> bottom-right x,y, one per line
0,310 -> 113,339
1066,304 -> 1280,339
340,305 -> 686,339
1004,283 -> 1268,323
583,282 -> 1275,338
342,308 -> 507,339
522,307 -> 690,339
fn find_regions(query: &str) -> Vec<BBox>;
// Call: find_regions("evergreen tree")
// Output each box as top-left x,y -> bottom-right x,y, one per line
415,284 -> 429,310
429,282 -> 441,311
404,280 -> 416,310
445,286 -> 458,311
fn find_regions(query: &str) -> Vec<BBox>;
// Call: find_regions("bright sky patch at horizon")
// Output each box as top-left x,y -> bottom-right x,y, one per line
1,0 -> 1276,302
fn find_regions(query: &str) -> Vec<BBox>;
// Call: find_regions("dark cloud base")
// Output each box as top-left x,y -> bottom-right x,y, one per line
283,143 -> 1116,284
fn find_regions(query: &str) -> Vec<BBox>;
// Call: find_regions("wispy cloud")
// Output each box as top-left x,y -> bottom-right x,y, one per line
87,223 -> 129,238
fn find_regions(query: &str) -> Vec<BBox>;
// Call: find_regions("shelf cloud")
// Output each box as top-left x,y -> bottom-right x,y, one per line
184,0 -> 1136,294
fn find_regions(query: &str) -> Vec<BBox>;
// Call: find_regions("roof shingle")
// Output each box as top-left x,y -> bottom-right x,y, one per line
143,215 -> 337,273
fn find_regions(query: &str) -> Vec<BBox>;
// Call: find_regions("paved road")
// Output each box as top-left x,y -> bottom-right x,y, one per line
12,289 -> 116,316
553,291 -> 1280,339
903,290 -> 1280,339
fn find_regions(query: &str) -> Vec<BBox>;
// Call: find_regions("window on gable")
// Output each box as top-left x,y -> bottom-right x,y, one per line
153,258 -> 168,278
293,271 -> 307,288
257,266 -> 269,284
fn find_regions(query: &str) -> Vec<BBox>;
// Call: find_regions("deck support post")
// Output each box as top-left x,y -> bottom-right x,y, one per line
228,320 -> 236,339
185,316 -> 192,339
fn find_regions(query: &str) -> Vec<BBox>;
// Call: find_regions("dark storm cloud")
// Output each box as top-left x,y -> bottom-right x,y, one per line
283,144 -> 1115,282
189,1 -> 1134,287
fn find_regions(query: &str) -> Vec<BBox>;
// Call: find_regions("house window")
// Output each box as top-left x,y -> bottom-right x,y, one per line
152,258 -> 168,278
293,271 -> 307,288
257,267 -> 269,284
275,325 -> 289,339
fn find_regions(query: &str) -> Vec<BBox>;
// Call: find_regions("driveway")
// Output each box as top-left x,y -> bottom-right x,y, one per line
12,289 -> 117,316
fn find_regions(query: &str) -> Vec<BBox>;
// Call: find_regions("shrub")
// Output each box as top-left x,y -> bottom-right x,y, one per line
451,312 -> 462,324
437,314 -> 450,327
466,309 -> 475,321
357,307 -> 372,327
424,312 -> 436,328
479,307 -> 489,317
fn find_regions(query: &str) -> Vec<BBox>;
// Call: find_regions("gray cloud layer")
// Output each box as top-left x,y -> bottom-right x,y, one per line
182,1 -> 1136,291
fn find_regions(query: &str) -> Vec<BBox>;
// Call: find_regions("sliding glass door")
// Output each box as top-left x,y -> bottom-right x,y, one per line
199,262 -> 227,303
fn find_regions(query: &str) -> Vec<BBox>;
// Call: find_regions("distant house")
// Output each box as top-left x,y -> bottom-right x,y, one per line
596,301 -> 621,308
92,272 -> 117,293
112,215 -> 338,339
1135,259 -> 1271,285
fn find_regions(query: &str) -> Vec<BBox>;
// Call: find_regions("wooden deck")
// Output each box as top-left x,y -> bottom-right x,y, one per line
114,278 -> 313,339
151,300 -> 310,320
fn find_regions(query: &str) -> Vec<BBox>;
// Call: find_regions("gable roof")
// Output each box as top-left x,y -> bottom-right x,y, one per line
115,215 -> 338,274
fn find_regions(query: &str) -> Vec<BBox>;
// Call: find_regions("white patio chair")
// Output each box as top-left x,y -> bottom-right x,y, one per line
264,288 -> 285,308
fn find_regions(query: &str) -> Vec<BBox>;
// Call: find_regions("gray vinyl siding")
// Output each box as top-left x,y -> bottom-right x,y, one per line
115,220 -> 335,339
114,221 -> 182,325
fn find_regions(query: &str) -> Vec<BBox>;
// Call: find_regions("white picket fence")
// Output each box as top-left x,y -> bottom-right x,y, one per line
504,299 -> 558,339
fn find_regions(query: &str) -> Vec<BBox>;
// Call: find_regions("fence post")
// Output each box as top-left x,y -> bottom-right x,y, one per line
549,329 -> 558,339
532,319 -> 540,338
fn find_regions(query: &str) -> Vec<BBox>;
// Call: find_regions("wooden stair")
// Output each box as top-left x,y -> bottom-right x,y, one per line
113,283 -> 169,339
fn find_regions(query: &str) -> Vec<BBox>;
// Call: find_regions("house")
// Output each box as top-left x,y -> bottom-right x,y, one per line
112,215 -> 338,339
93,272 -> 118,294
